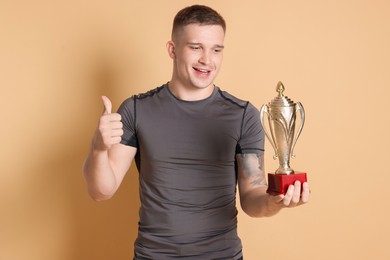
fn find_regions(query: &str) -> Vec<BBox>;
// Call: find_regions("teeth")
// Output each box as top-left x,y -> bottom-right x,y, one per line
196,68 -> 208,73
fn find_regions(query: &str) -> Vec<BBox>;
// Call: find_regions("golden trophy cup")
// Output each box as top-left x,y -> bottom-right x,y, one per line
260,82 -> 307,195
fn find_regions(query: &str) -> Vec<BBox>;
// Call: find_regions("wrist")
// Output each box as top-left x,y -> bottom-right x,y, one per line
91,132 -> 110,152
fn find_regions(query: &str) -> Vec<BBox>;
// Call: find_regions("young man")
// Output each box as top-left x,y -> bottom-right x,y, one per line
83,5 -> 310,259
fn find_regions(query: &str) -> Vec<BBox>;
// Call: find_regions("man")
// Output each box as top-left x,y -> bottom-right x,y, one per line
83,5 -> 310,260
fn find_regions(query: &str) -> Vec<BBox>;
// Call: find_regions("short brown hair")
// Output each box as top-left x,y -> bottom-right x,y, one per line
172,5 -> 226,38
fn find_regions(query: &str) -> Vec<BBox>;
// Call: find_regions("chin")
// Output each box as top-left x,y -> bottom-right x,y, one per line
191,78 -> 216,89
191,83 -> 214,90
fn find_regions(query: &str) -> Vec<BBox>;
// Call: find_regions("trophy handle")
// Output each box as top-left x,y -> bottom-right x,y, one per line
260,104 -> 278,159
291,102 -> 305,158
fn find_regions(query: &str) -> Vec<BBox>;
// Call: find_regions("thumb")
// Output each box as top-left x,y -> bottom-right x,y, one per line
101,96 -> 112,114
270,194 -> 285,204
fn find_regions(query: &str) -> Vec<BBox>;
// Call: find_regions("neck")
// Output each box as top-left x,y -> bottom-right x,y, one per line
167,81 -> 215,101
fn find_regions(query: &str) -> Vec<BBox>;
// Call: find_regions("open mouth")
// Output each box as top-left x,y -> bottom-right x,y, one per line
193,67 -> 211,75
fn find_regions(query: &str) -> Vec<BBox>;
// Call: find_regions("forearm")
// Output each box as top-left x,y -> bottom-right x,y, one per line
236,153 -> 285,218
83,146 -> 117,201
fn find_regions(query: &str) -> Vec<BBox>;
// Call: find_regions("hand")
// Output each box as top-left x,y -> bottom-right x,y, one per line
270,181 -> 310,208
93,96 -> 123,151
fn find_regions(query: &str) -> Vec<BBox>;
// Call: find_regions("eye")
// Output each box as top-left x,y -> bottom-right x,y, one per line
213,48 -> 223,53
190,46 -> 201,50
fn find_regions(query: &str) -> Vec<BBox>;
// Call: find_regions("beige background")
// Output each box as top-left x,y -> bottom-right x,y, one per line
1,0 -> 389,259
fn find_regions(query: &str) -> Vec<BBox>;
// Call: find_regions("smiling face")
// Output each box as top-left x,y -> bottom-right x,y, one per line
167,24 -> 225,100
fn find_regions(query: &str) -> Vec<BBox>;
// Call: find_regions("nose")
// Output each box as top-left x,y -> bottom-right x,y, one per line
199,50 -> 211,65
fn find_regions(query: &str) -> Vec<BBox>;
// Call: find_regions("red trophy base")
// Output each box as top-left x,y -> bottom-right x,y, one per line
266,172 -> 307,195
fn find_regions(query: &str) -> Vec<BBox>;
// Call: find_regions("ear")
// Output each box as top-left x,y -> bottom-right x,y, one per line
166,41 -> 175,59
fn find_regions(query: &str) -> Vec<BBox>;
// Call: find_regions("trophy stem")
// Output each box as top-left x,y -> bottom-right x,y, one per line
275,166 -> 294,175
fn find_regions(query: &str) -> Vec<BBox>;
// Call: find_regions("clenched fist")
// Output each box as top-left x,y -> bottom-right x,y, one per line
93,96 -> 124,150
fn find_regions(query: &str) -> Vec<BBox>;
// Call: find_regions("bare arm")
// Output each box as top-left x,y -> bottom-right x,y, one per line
236,153 -> 310,217
83,143 -> 136,201
82,96 -> 137,201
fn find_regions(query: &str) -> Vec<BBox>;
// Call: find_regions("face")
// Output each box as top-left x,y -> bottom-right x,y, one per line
167,24 -> 225,92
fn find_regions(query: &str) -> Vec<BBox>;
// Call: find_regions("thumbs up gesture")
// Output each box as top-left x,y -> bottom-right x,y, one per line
93,96 -> 124,151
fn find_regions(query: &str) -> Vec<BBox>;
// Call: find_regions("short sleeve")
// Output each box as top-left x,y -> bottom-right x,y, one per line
237,103 -> 264,155
117,97 -> 138,148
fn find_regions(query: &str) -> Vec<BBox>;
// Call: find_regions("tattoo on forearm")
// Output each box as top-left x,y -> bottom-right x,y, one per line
250,177 -> 264,186
237,153 -> 266,186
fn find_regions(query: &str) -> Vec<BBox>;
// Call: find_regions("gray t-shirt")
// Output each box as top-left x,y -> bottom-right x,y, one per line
118,84 -> 264,259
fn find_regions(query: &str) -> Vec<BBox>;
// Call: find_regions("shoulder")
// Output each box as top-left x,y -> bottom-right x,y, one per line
216,87 -> 259,114
118,84 -> 167,109
216,87 -> 249,109
133,84 -> 166,100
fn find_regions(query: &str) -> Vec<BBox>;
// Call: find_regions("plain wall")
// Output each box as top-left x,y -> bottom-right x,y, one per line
1,0 -> 389,259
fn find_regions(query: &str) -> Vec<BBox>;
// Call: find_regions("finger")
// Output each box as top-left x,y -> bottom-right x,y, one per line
283,185 -> 294,207
98,114 -> 121,129
109,113 -> 122,122
110,129 -> 124,137
110,136 -> 122,145
300,182 -> 310,204
101,96 -> 112,115
110,121 -> 123,130
291,181 -> 301,204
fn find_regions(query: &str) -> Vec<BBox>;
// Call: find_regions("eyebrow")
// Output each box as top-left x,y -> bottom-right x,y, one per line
187,42 -> 225,49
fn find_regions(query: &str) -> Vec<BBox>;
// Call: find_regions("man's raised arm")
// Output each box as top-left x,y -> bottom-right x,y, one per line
83,96 -> 136,201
